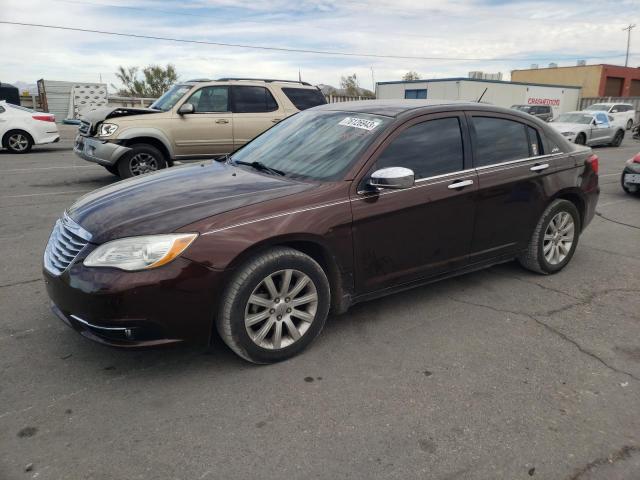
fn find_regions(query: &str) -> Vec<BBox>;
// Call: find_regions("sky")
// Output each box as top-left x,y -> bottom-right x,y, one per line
0,0 -> 638,93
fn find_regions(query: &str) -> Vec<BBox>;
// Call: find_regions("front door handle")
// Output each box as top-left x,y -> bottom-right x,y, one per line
448,179 -> 474,190
215,119 -> 229,124
530,163 -> 550,172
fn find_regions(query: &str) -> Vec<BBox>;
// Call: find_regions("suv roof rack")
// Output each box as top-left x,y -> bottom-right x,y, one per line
186,78 -> 213,82
216,78 -> 312,86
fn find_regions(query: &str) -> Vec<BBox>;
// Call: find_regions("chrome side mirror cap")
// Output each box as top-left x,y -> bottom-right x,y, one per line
178,103 -> 195,115
369,167 -> 415,190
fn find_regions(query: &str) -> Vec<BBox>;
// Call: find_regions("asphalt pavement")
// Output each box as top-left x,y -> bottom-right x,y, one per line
1,125 -> 639,480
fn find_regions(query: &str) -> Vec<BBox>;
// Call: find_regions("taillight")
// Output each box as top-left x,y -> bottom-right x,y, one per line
632,153 -> 640,164
32,114 -> 55,122
587,154 -> 599,175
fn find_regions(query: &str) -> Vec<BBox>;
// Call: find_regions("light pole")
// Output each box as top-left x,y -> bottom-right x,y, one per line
623,24 -> 636,67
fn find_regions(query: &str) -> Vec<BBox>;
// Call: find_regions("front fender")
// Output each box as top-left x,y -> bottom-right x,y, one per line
116,127 -> 174,158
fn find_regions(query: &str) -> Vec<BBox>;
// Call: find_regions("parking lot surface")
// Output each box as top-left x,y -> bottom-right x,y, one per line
1,125 -> 639,480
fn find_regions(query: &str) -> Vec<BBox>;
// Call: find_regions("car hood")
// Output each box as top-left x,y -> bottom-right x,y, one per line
549,122 -> 584,132
80,106 -> 161,125
67,162 -> 314,244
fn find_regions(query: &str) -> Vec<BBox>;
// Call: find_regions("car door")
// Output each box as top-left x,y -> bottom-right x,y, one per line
350,113 -> 478,294
468,113 -> 559,262
231,86 -> 285,150
170,86 -> 233,157
590,112 -> 613,144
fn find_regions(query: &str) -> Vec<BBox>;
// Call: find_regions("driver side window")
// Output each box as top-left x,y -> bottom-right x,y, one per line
186,86 -> 229,113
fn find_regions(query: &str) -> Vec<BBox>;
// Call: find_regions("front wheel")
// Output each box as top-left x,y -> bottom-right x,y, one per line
518,199 -> 581,275
574,133 -> 586,145
216,247 -> 330,363
117,144 -> 166,179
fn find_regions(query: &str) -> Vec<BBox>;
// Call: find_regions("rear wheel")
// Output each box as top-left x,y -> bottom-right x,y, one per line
574,133 -> 586,145
518,199 -> 581,275
611,130 -> 624,147
117,144 -> 166,179
3,130 -> 33,153
216,247 -> 330,363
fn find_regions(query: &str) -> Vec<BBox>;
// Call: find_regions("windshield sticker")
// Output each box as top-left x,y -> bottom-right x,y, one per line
338,117 -> 381,131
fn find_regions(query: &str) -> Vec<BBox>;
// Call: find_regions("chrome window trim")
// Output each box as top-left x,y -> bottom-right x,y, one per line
475,152 -> 563,172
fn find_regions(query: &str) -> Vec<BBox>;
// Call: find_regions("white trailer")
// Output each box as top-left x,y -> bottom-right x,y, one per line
376,78 -> 581,118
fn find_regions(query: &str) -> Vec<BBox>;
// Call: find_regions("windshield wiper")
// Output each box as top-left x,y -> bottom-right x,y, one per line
232,159 -> 286,176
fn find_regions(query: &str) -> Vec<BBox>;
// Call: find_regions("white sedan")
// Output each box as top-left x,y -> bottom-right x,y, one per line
0,100 -> 59,153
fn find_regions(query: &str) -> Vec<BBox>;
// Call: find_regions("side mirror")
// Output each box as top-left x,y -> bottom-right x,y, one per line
611,109 -> 618,113
369,167 -> 415,190
178,103 -> 195,115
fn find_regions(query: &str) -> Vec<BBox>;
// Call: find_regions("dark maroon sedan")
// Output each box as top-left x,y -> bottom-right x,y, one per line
44,100 -> 599,363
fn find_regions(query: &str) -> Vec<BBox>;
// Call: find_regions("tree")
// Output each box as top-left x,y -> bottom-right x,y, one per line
340,73 -> 360,97
402,71 -> 421,81
112,64 -> 178,97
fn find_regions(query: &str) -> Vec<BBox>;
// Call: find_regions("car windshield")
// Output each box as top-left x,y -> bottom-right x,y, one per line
150,84 -> 192,111
230,110 -> 391,181
512,105 -> 532,113
554,113 -> 593,124
585,104 -> 609,111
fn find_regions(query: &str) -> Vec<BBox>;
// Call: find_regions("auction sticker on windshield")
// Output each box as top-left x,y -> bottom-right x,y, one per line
338,117 -> 381,131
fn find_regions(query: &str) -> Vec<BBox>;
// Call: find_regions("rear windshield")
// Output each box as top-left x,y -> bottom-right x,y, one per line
281,88 -> 327,110
150,84 -> 192,111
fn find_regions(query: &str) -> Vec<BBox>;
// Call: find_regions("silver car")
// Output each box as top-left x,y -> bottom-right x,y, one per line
549,111 -> 625,147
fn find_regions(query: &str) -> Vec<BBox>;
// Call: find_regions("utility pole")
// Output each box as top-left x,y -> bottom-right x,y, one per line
623,24 -> 635,67
370,67 -> 376,96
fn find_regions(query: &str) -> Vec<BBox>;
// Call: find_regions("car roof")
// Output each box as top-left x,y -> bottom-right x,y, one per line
182,78 -> 317,88
312,99 -> 522,118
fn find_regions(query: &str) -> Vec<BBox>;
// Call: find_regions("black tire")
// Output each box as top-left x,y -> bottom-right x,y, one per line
611,130 -> 624,147
117,143 -> 166,179
3,130 -> 33,153
518,199 -> 581,275
627,119 -> 633,130
574,133 -> 586,145
216,247 -> 330,364
103,165 -> 120,176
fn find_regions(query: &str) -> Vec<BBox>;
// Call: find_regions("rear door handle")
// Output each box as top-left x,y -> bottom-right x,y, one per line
530,163 -> 550,172
215,119 -> 229,124
448,179 -> 474,190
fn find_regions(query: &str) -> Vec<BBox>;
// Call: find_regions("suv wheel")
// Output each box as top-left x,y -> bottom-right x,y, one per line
117,144 -> 166,178
3,130 -> 33,153
518,199 -> 581,275
217,247 -> 330,364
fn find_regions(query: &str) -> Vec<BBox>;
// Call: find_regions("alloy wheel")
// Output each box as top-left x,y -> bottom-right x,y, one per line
8,133 -> 29,152
244,269 -> 318,350
129,153 -> 158,175
543,211 -> 575,265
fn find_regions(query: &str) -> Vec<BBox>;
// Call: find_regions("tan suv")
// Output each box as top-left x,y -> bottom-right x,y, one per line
74,78 -> 327,178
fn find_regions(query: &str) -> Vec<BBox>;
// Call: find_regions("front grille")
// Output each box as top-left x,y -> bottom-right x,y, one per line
44,214 -> 92,275
78,120 -> 91,136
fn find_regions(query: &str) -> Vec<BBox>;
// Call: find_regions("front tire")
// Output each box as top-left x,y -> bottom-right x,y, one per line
574,133 -> 586,145
117,144 -> 166,179
518,199 -> 581,275
3,130 -> 33,153
611,130 -> 624,147
216,247 -> 330,364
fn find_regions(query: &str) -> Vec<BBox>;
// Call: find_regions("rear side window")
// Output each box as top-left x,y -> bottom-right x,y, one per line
472,117 -> 531,167
232,86 -> 278,113
375,117 -> 464,179
281,88 -> 326,110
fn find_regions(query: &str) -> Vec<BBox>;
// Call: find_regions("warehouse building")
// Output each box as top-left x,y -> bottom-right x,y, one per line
511,64 -> 640,98
375,77 -> 581,117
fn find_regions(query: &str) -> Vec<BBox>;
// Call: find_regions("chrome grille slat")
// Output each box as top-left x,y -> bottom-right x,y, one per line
44,214 -> 92,276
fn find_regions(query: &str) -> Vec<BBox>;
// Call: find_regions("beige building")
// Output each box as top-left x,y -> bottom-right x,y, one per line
512,64 -> 640,98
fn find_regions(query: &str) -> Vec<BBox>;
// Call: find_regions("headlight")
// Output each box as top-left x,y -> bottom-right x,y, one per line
98,123 -> 119,137
84,233 -> 197,271
561,132 -> 574,136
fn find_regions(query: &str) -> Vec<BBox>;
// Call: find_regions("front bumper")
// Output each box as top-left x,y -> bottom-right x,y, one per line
622,163 -> 640,192
74,135 -> 131,167
44,255 -> 224,348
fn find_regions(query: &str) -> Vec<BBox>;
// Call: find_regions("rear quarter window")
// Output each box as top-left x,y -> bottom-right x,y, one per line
281,88 -> 327,110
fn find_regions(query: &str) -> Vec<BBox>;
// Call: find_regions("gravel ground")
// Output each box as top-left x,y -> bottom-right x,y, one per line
1,124 -> 639,480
